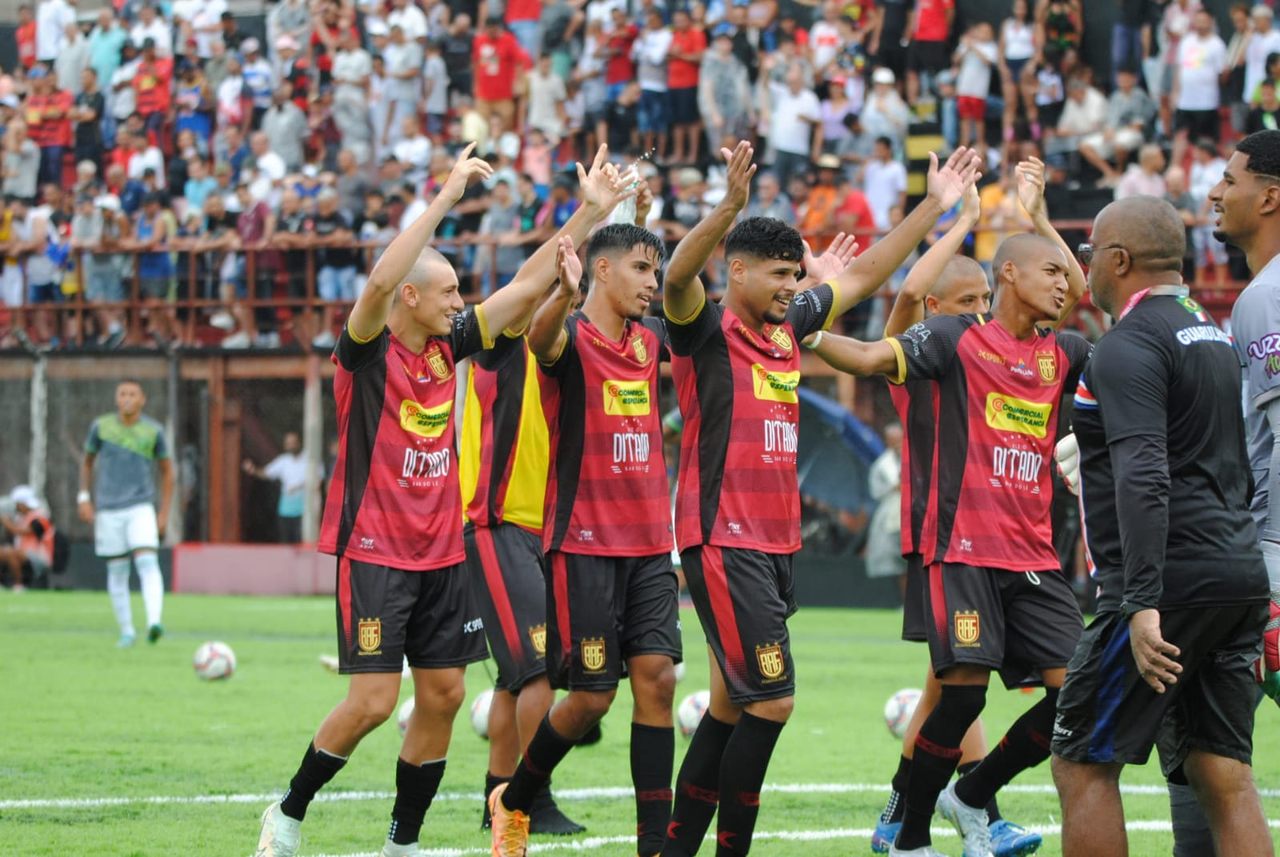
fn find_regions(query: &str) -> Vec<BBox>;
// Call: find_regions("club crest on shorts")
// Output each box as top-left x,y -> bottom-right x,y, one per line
581,637 -> 606,672
954,611 -> 980,647
631,334 -> 648,365
755,642 -> 786,680
1037,353 -> 1057,383
358,617 -> 382,655
529,624 -> 547,657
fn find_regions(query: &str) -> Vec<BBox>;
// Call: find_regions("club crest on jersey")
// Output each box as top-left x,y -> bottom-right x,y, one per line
751,364 -> 800,403
529,624 -> 547,657
426,346 -> 452,381
400,399 -> 453,438
358,618 -> 382,655
755,642 -> 786,680
769,327 -> 793,352
581,637 -> 607,672
954,612 -> 980,647
1036,353 -> 1057,383
631,334 -> 649,364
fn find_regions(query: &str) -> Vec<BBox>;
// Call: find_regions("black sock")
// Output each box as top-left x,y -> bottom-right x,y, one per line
388,758 -> 445,844
666,713 -> 735,857
502,714 -> 577,813
631,723 -> 674,856
483,772 -> 510,828
715,712 -> 785,856
280,742 -> 347,822
882,754 -> 912,824
954,690 -> 1055,812
896,685 -> 986,851
956,760 -> 1001,823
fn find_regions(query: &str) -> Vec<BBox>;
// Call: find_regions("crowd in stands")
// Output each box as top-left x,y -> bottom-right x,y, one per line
0,0 -> 1265,349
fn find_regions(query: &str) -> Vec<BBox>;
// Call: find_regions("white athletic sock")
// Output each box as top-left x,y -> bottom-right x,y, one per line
106,557 -> 134,635
135,551 -> 164,628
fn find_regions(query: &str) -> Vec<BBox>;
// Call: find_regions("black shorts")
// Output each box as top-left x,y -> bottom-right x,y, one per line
466,522 -> 548,692
923,563 -> 1082,689
545,551 -> 682,691
1052,603 -> 1266,774
902,552 -> 928,642
1174,108 -> 1218,140
909,40 -> 950,75
876,42 -> 909,80
683,546 -> 798,705
335,556 -> 488,674
668,87 -> 699,125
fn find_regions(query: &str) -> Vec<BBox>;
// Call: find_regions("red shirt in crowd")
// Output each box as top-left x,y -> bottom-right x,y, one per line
837,188 -> 876,237
505,0 -> 540,24
25,89 -> 73,148
605,24 -> 639,85
16,22 -> 36,69
134,57 -> 173,115
668,26 -> 707,89
473,31 -> 530,101
914,0 -> 953,42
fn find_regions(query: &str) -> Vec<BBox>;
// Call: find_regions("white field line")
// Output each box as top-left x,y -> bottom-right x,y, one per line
5,780 -> 1280,811
308,820 -> 1280,857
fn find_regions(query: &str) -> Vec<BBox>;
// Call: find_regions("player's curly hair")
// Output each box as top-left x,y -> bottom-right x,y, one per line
724,216 -> 805,263
1237,130 -> 1280,179
584,223 -> 666,273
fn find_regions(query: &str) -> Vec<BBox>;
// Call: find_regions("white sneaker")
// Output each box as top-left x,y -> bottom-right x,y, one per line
379,841 -> 424,856
255,802 -> 301,857
312,331 -> 336,349
210,311 -> 236,331
890,846 -> 951,857
222,330 -> 251,348
318,654 -> 340,673
936,781 -> 993,857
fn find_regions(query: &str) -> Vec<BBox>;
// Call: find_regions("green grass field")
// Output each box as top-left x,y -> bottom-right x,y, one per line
4,590 -> 1279,856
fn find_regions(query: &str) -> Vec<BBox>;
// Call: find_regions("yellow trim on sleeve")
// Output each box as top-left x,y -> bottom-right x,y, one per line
663,293 -> 706,326
503,322 -> 530,338
537,329 -> 570,367
347,322 -> 380,344
885,337 -> 907,385
821,280 -> 842,331
474,303 -> 495,350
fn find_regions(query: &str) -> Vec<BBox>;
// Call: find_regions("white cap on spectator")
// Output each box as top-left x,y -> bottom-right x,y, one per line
276,35 -> 299,51
872,67 -> 895,86
0,94 -> 18,109
94,194 -> 121,212
9,485 -> 39,510
366,19 -> 389,36
242,37 -> 260,53
1254,4 -> 1274,19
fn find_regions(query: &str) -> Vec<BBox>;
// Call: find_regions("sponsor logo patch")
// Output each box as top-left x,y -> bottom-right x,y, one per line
954,611 -> 980,647
985,392 -> 1052,438
399,399 -> 452,438
977,349 -> 1006,366
751,364 -> 800,403
603,379 -> 651,416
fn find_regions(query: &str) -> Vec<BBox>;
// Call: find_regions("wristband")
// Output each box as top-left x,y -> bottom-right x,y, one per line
805,330 -> 824,350
77,490 -> 90,504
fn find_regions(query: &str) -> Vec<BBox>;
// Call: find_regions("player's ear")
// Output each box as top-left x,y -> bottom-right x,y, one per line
1261,184 -> 1280,217
729,257 -> 747,284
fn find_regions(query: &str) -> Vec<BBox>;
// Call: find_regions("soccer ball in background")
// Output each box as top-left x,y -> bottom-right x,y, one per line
193,641 -> 236,680
677,690 -> 711,738
883,688 -> 923,739
397,697 -> 416,736
470,688 -> 494,740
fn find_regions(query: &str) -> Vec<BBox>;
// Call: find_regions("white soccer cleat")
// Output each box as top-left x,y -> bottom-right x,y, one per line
936,781 -> 993,857
379,842 -> 425,856
255,802 -> 301,857
318,654 -> 340,673
890,846 -> 952,857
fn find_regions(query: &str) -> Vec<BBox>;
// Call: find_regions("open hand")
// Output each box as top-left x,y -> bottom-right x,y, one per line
556,235 -> 583,294
926,147 -> 983,212
441,142 -> 493,202
960,183 -> 981,224
1129,609 -> 1182,694
635,180 -> 654,226
1015,156 -> 1048,221
577,144 -> 641,215
719,141 -> 758,211
803,232 -> 860,282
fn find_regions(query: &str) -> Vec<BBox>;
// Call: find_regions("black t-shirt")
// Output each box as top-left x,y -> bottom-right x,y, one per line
204,210 -> 238,236
877,0 -> 910,42
1074,292 -> 1268,615
277,209 -> 310,272
606,99 -> 637,151
74,91 -> 104,150
314,209 -> 355,269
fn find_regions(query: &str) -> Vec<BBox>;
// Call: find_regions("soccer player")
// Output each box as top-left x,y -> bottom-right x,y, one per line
254,144 -> 636,857
808,232 -> 1091,857
488,215 -> 679,857
651,142 -> 979,857
78,379 -> 174,647
1051,195 -> 1272,856
872,157 -> 1082,857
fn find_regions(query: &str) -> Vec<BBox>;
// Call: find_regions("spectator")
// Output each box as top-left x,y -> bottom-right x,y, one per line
16,4 -> 37,71
1164,164 -> 1197,275
1225,2 -> 1252,130
1079,66 -> 1155,186
1248,78 -> 1280,132
194,190 -> 238,326
3,120 -> 39,204
26,67 -> 73,187
635,10 -> 672,161
243,432 -> 308,543
88,10 -> 127,96
133,37 -> 173,139
226,178 -> 279,347
869,0 -> 910,83
125,134 -> 166,189
310,186 -> 356,347
860,67 -> 910,154
219,9 -> 247,54
0,485 -> 53,589
130,4 -> 172,57
128,189 -> 177,342
1171,9 -> 1226,167
392,116 -> 432,186
699,29 -> 752,157
57,22 -> 91,96
835,176 -> 876,239
504,0 -> 542,59
184,156 -> 217,212
268,186 -> 313,341
526,54 -> 568,142
473,16 -> 529,128
835,112 -> 875,178
1189,139 -> 1229,284
180,0 -> 228,61
382,24 -> 422,151
442,14 -> 476,100
604,6 -> 640,103
798,154 -> 842,235
271,36 -> 310,106
1046,77 -> 1107,170
72,68 -> 105,172
1114,143 -> 1167,200
1112,0 -> 1146,85
1039,0 -> 1082,57
816,77 -> 854,156
241,38 -> 274,127
329,27 -> 372,165
605,79 -> 642,151
16,193 -> 59,343
1031,51 -> 1065,134
71,192 -> 127,346
520,128 -> 553,195
423,38 -> 450,136
261,84 -> 307,173
36,0 -> 77,65
1247,5 -> 1280,107
862,134 -> 906,232
334,150 -> 369,222
953,21 -> 997,147
809,0 -> 844,75
667,8 -> 706,165
475,178 -> 521,295
109,41 -> 141,146
765,62 -> 820,188
906,0 -> 953,104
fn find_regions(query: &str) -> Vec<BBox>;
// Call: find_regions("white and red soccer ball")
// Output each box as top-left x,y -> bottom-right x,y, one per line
883,688 -> 923,739
193,641 -> 236,680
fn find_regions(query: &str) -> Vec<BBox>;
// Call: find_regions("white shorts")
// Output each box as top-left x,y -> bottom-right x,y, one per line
95,503 -> 159,558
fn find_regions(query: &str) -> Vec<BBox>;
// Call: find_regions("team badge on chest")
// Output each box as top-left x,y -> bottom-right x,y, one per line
770,327 -> 793,352
426,347 -> 452,381
1036,353 -> 1057,384
631,334 -> 648,365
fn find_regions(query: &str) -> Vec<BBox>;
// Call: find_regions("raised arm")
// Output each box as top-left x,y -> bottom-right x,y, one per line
663,140 -> 756,322
527,235 -> 584,363
1015,156 -> 1086,323
806,331 -> 902,378
884,184 -> 980,337
484,145 -> 637,336
347,142 -> 492,340
827,147 -> 983,316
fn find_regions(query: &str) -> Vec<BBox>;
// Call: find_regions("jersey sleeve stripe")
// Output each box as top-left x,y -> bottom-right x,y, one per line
885,337 -> 907,384
538,329 -> 571,367
821,280 -> 842,331
346,321 -> 380,345
474,303 -> 495,350
663,293 -> 707,326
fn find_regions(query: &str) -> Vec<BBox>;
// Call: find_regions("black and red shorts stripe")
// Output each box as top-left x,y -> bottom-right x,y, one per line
544,551 -> 682,691
465,522 -> 550,692
335,556 -> 488,674
923,562 -> 1081,689
682,546 -> 798,704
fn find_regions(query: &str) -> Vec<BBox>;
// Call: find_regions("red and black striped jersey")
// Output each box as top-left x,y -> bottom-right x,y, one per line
459,332 -> 550,534
539,312 -> 673,556
318,309 -> 493,570
889,380 -> 940,560
886,313 -> 1091,571
666,283 -> 840,554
